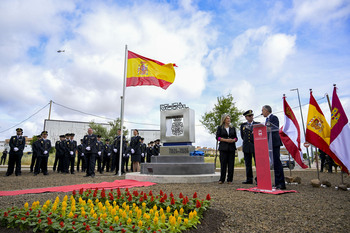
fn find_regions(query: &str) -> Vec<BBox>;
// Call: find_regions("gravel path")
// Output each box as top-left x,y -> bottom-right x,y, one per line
0,168 -> 349,232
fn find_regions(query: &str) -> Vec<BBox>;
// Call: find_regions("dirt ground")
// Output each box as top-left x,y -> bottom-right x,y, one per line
0,168 -> 349,233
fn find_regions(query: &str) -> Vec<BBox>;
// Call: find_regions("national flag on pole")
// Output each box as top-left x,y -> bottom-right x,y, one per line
279,96 -> 308,169
305,90 -> 345,172
329,86 -> 350,173
126,51 -> 176,90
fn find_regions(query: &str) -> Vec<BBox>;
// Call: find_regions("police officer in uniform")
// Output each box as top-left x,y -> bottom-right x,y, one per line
77,139 -> 85,172
67,133 -> 77,174
30,135 -> 41,173
53,135 -> 64,172
153,139 -> 161,156
146,141 -> 154,163
129,129 -> 142,172
102,139 -> 112,172
83,128 -> 98,177
240,110 -> 259,184
96,135 -> 104,174
57,135 -> 66,173
34,131 -> 51,176
140,137 -> 147,163
1,149 -> 7,165
112,129 -> 127,174
5,128 -> 26,176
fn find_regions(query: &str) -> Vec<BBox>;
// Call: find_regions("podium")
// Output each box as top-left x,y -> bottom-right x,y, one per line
253,124 -> 272,190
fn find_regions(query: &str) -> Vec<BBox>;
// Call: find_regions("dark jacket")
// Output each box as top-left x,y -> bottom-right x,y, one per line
240,121 -> 259,153
216,125 -> 237,152
66,140 -> 77,157
129,136 -> 142,155
83,134 -> 98,153
266,114 -> 283,147
39,139 -> 52,157
9,135 -> 25,155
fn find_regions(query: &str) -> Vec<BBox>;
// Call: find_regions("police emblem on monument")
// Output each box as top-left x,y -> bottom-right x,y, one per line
138,61 -> 148,75
171,118 -> 184,136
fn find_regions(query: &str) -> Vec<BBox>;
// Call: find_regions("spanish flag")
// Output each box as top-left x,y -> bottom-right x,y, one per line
305,90 -> 345,172
126,51 -> 176,90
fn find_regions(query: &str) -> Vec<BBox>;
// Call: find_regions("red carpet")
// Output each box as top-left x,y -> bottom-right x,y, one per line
236,187 -> 298,195
0,179 -> 156,196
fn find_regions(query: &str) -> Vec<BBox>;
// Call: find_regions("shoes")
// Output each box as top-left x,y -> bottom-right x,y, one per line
275,185 -> 286,190
218,181 -> 223,184
91,174 -> 95,178
242,181 -> 253,184
71,172 -> 75,174
34,173 -> 38,176
4,174 -> 10,177
227,182 -> 232,184
44,173 -> 48,176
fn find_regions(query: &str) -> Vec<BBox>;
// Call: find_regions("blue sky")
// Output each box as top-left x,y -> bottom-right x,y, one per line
1,0 -> 350,148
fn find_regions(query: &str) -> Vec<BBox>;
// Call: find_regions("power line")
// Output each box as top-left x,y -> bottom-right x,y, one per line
0,103 -> 50,134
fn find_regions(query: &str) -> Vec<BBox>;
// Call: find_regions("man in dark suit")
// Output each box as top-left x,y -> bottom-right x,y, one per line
146,141 -> 154,163
1,149 -> 8,165
83,128 -> 98,177
140,137 -> 147,163
66,133 -> 77,174
240,110 -> 259,184
53,135 -> 65,172
262,105 -> 286,190
30,135 -> 41,173
34,131 -> 51,176
102,139 -> 111,172
76,139 -> 85,172
96,135 -> 104,174
5,128 -> 26,176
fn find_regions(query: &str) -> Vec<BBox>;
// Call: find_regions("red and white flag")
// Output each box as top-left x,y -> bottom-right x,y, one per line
279,96 -> 308,169
330,86 -> 350,173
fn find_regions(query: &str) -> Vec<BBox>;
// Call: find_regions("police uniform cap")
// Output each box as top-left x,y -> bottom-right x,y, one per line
105,139 -> 110,142
59,135 -> 65,138
150,141 -> 154,144
97,135 -> 101,138
155,139 -> 160,142
141,137 -> 144,140
65,133 -> 70,136
16,128 -> 23,132
243,110 -> 254,116
70,133 -> 75,136
37,135 -> 42,138
41,131 -> 48,135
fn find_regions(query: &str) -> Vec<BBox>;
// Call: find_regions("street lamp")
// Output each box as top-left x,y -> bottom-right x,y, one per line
290,88 -> 311,168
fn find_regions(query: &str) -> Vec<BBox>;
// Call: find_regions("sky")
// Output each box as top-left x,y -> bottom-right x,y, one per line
1,0 -> 350,149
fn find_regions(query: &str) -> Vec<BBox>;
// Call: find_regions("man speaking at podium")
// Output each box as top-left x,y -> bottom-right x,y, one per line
262,105 -> 286,190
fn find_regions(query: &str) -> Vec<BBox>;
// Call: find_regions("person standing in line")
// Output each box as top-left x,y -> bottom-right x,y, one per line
96,135 -> 104,174
129,129 -> 142,172
76,139 -> 85,172
319,149 -> 327,173
34,131 -> 51,176
262,105 -> 286,190
5,128 -> 26,177
113,129 -> 127,175
153,139 -> 161,156
216,114 -> 238,184
53,135 -> 64,172
140,137 -> 147,163
102,139 -> 111,172
30,135 -> 41,173
240,110 -> 259,184
57,135 -> 67,173
67,133 -> 77,174
0,149 -> 8,165
146,141 -> 154,163
83,128 -> 98,178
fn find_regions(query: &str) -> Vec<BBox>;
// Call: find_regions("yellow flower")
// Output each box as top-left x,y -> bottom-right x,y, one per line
134,206 -> 139,213
113,201 -> 116,206
137,209 -> 142,219
153,216 -> 159,225
78,197 -> 83,204
122,211 -> 127,219
114,216 -> 119,223
155,211 -> 159,217
149,209 -> 154,215
71,206 -> 76,212
119,209 -> 123,216
142,202 -> 146,209
179,208 -> 184,215
127,218 -> 132,225
159,208 -> 164,215
42,205 -> 47,211
68,212 -> 74,218
166,206 -> 171,213
102,206 -> 106,213
184,218 -> 189,225
138,220 -> 143,227
122,202 -> 126,209
93,213 -> 97,219
62,201 -> 67,208
102,213 -> 107,219
45,200 -> 51,206
129,210 -> 133,217
170,216 -> 176,226
125,205 -> 130,212
90,209 -> 95,215
24,202 -> 29,210
132,203 -> 136,209
63,195 -> 68,202
153,205 -> 157,211
189,212 -> 193,220
81,210 -> 86,217
193,210 -> 197,218
52,204 -> 57,212
174,210 -> 179,218
111,208 -> 117,216
115,205 -> 119,211
177,217 -> 182,225
161,214 -> 166,223
105,200 -> 110,207
55,196 -> 60,203
87,199 -> 92,204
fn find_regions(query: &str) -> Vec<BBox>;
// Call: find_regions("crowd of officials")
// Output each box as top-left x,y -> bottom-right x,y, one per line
3,128 -> 161,178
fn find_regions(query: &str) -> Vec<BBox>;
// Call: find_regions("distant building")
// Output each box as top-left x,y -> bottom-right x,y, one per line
130,129 -> 160,145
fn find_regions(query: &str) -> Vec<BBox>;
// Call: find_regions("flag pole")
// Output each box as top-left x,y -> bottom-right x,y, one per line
118,45 -> 128,176
326,85 -> 344,185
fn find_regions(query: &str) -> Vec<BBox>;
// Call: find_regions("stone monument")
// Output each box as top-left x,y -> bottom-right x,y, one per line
140,102 -> 215,175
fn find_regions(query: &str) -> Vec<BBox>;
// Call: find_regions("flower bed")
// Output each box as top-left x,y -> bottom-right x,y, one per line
0,188 -> 211,232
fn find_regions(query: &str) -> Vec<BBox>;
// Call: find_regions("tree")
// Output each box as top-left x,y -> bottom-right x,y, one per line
200,93 -> 243,134
89,118 -> 128,142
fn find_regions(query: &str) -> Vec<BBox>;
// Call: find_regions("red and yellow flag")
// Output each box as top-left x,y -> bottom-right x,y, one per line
126,51 -> 176,90
305,90 -> 341,167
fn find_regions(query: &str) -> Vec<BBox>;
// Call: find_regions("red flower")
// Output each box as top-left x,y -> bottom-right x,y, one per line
133,190 -> 139,197
179,193 -> 184,198
170,192 -> 174,198
109,193 -> 114,201
160,190 -> 164,196
182,198 -> 186,205
186,196 -> 189,203
196,200 -> 201,208
86,193 -> 90,197
47,217 -> 53,225
193,192 -> 197,198
149,190 -> 153,196
79,188 -> 84,195
49,212 -> 52,216
125,188 -> 129,192
100,230 -> 104,233
72,190 -> 76,196
159,197 -> 165,203
97,222 -> 100,227
72,221 -> 75,225
132,225 -> 135,229
139,197 -> 144,202
105,221 -> 107,224
83,222 -> 86,226
93,192 -> 97,198
86,225 -> 91,231
37,213 -> 41,217
72,226 -> 76,230
101,189 -> 106,198
29,208 -> 32,211
109,226 -> 114,231
60,221 -> 64,228
14,215 -> 17,219
25,211 -> 29,216
128,195 -> 132,202
74,214 -> 78,219
163,193 -> 167,200
121,229 -> 126,233
88,189 -> 92,194
206,193 -> 211,200
147,227 -> 151,230
38,219 -> 41,224
21,217 -> 26,221
171,197 -> 175,205
143,193 -> 147,200
3,212 -> 8,217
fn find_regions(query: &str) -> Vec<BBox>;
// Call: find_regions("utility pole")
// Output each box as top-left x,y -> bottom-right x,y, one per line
48,100 -> 53,120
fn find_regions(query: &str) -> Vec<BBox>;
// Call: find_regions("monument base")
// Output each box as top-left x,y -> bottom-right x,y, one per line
126,172 -> 220,184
